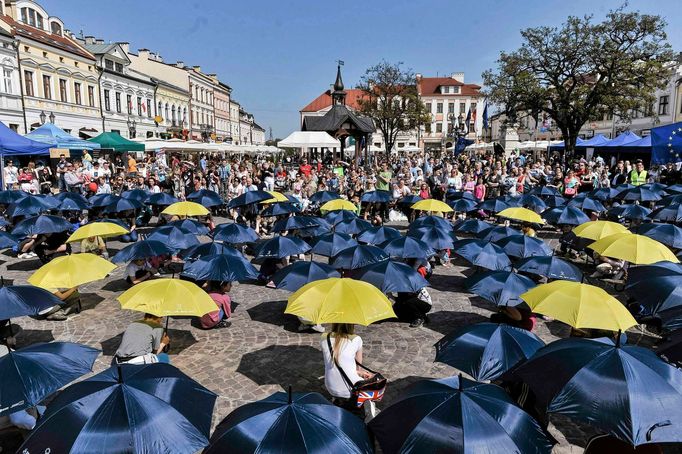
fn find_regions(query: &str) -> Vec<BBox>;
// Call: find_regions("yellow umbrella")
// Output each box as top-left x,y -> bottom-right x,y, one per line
161,201 -> 209,217
285,277 -> 396,326
589,233 -> 678,265
117,278 -> 216,317
28,253 -> 117,289
573,221 -> 630,241
411,199 -> 454,213
66,222 -> 130,243
262,191 -> 289,204
497,207 -> 544,224
520,281 -> 637,331
320,199 -> 357,212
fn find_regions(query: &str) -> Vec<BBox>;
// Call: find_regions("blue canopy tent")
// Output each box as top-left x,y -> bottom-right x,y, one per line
26,123 -> 101,151
549,137 -> 587,150
601,131 -> 641,148
579,134 -> 611,147
0,121 -> 52,188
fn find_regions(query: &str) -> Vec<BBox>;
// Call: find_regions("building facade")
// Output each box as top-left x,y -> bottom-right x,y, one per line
1,0 -> 102,136
239,108 -> 252,145
187,66 -> 214,141
212,78 -> 231,143
0,21 -> 23,132
229,99 -> 240,144
252,122 -> 265,145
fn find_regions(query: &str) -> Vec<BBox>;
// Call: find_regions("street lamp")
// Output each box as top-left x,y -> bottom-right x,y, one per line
127,117 -> 137,139
48,112 -> 55,124
39,111 -> 46,125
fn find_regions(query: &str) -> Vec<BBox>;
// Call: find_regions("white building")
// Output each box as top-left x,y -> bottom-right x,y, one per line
0,22 -> 24,132
187,66 -> 214,141
229,99 -> 240,144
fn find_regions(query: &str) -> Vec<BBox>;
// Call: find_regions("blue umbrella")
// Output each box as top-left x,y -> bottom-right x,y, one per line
120,188 -> 150,202
204,391 -> 372,454
296,222 -> 332,238
617,186 -> 662,202
324,209 -> 358,225
529,186 -> 561,197
333,217 -> 372,235
12,214 -> 73,236
55,192 -> 87,204
503,195 -> 523,207
253,236 -> 311,260
518,194 -> 548,213
146,225 -> 200,251
667,184 -> 682,194
181,253 -> 259,282
516,255 -> 583,281
353,260 -> 429,293
102,196 -> 144,214
453,239 -> 512,270
641,183 -> 668,194
93,217 -> 130,230
541,206 -> 590,226
567,194 -> 606,212
626,262 -> 682,316
398,194 -> 422,205
146,192 -> 179,206
187,189 -> 224,207
330,244 -> 389,270
309,232 -> 358,257
609,203 -> 651,221
452,219 -> 493,234
271,216 -> 320,233
589,187 -> 621,201
6,196 -> 50,218
446,190 -> 476,200
309,190 -> 341,203
56,197 -> 89,211
0,231 -> 18,248
179,241 -> 244,260
87,193 -> 117,208
495,234 -> 552,258
356,226 -> 401,245
0,189 -> 27,204
0,284 -> 63,320
360,190 -> 392,203
477,225 -> 521,243
637,223 -> 682,248
410,215 -> 452,231
19,363 -> 217,454
271,261 -> 341,292
465,270 -> 536,306
541,194 -> 567,207
227,190 -> 272,208
614,183 -> 635,193
511,337 -> 682,446
408,226 -> 456,250
167,219 -> 210,235
661,194 -> 682,206
435,323 -> 544,381
448,197 -> 478,212
261,202 -> 301,217
212,223 -> 259,244
111,239 -> 176,263
1,342 -> 99,417
380,236 -> 435,260
368,375 -> 553,454
649,202 -> 682,223
478,198 -> 510,213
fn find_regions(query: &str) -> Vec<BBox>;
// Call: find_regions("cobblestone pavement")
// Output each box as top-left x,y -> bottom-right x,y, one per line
2,220 -> 658,453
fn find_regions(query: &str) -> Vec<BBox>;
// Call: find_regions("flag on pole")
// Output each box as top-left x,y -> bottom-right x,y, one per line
472,107 -> 478,133
465,109 -> 471,133
482,103 -> 489,130
651,121 -> 682,164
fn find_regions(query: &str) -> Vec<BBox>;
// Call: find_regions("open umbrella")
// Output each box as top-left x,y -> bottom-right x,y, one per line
167,219 -> 210,235
212,222 -> 259,244
204,390 -> 372,454
0,189 -> 28,204
1,342 -> 99,417
271,261 -> 341,292
162,201 -> 209,217
515,255 -> 583,282
179,241 -> 244,261
435,323 -> 544,381
310,232 -> 358,257
66,221 -> 129,243
448,197 -> 478,212
411,199 -> 453,213
253,236 -> 311,260
146,192 -> 179,206
541,194 -> 567,208
181,253 -> 259,283
567,194 -> 606,212
617,186 -> 663,202
261,202 -> 301,217
320,199 -> 357,212
589,187 -> 621,201
19,363 -> 216,454
495,235 -> 552,258
352,260 -> 429,293
120,188 -> 150,202
0,231 -> 19,249
324,209 -> 358,225
12,214 -> 73,236
361,190 -> 392,203
452,219 -> 493,234
530,186 -> 561,198
261,191 -> 290,204
446,190 -> 476,200
28,253 -> 117,289
285,278 -> 395,325
626,262 -> 682,316
331,244 -> 389,270
497,207 -> 544,224
453,239 -> 512,270
55,197 -> 89,212
572,220 -> 629,241
88,193 -> 117,208
650,202 -> 682,223
476,225 -> 521,243
408,226 -> 456,250
517,194 -> 548,213
118,278 -> 216,317
368,375 -> 553,454
511,337 -> 682,446
187,189 -> 223,207
410,215 -> 452,231
589,233 -> 678,265
609,203 -> 652,221
227,190 -> 272,208
380,236 -> 435,260
146,225 -> 201,251
111,240 -> 176,263
309,190 -> 341,203
333,217 -> 372,235
477,198 -> 510,213
356,226 -> 401,245
295,218 -> 332,237
465,270 -> 536,306
271,216 -> 321,233
541,206 -> 590,226
0,284 -> 63,337
637,223 -> 682,249
6,196 -> 51,218
101,196 -> 144,214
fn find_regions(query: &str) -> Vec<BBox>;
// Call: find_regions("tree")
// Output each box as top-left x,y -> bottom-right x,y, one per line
482,5 -> 673,156
357,61 -> 430,155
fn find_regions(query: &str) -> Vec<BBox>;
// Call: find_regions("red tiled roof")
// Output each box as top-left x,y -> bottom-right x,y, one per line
417,77 -> 481,96
301,88 -> 367,112
3,15 -> 94,60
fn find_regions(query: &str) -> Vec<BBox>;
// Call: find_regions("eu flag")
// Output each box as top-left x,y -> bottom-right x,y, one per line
454,137 -> 475,155
482,103 -> 489,130
465,109 -> 472,133
652,121 -> 682,165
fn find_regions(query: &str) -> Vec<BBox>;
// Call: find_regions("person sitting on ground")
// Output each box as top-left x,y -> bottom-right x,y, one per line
521,223 -> 537,237
125,258 -> 157,286
33,231 -> 71,264
590,252 -> 626,279
490,306 -> 536,331
37,287 -> 81,321
16,234 -> 38,259
80,235 -> 108,258
200,281 -> 232,329
114,313 -> 170,364
393,286 -> 433,328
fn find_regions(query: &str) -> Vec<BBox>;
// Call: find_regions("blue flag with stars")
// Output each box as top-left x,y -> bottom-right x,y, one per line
482,103 -> 489,130
652,122 -> 682,165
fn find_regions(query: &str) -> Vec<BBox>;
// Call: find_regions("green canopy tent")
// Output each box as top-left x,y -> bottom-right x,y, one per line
87,132 -> 144,152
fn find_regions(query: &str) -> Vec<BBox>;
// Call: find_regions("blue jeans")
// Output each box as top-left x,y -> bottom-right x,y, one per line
157,353 -> 170,363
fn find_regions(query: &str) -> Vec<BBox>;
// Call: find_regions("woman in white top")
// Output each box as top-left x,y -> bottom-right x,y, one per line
320,323 -> 372,416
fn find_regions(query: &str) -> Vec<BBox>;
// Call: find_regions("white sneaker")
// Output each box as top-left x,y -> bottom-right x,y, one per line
28,252 -> 37,258
17,253 -> 28,259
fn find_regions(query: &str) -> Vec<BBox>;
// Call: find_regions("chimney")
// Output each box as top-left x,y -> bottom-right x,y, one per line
138,48 -> 150,60
95,39 -> 104,45
451,72 -> 464,83
193,65 -> 201,73
176,61 -> 184,68
84,36 -> 95,45
119,42 -> 129,53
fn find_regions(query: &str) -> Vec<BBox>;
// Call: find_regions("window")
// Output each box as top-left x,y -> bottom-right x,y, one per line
436,103 -> 443,114
104,59 -> 114,71
3,69 -> 12,94
448,103 -> 454,114
147,100 -> 152,118
137,96 -> 142,116
88,86 -> 95,107
659,95 -> 669,115
442,86 -> 449,94
74,82 -> 81,105
36,14 -> 43,30
115,92 -> 121,112
20,8 -> 27,24
115,62 -> 123,73
50,22 -> 62,36
436,123 -> 443,133
126,94 -> 132,114
171,105 -> 176,125
24,70 -> 33,96
59,79 -> 67,102
28,8 -> 35,26
471,102 -> 477,113
104,89 -> 111,111
42,75 -> 51,99
460,103 -> 466,114
425,102 -> 432,113
165,103 -> 169,121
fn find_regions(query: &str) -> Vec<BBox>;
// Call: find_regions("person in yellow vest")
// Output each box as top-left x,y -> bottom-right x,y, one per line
629,159 -> 647,186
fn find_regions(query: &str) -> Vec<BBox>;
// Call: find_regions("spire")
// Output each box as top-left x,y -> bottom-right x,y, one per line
331,62 -> 346,106
334,64 -> 344,91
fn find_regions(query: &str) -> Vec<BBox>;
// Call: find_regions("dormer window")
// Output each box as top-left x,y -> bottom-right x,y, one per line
20,7 -> 45,30
50,22 -> 62,36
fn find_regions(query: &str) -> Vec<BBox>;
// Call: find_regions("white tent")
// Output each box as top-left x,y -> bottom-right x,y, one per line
278,131 -> 339,149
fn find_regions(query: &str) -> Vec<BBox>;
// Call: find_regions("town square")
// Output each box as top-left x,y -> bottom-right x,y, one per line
0,0 -> 682,453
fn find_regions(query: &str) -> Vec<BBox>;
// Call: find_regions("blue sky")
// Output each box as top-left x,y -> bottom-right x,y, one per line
42,0 -> 681,138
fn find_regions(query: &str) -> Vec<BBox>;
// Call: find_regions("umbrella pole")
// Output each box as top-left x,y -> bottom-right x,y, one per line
288,385 -> 292,404
116,364 -> 123,383
165,316 -> 169,335
7,318 -> 13,337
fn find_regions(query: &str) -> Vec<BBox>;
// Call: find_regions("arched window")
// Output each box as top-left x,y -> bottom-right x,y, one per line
171,105 -> 176,126
157,101 -> 162,117
164,103 -> 169,123
50,22 -> 62,36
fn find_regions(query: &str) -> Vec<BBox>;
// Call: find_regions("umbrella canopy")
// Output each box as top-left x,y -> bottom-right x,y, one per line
649,202 -> 682,223
261,191 -> 290,204
118,278 -> 217,317
0,342 -> 99,417
227,190 -> 273,208
638,223 -> 682,249
6,196 -> 50,218
465,270 -> 536,307
567,194 -> 606,212
448,197 -> 478,212
356,226 -> 401,245
309,190 -> 341,203
285,278 -> 395,325
253,236 -> 311,260
516,255 -> 583,281
19,363 -> 216,454
120,189 -> 150,202
497,207 -> 544,224
28,253 -> 116,289
272,261 -> 341,292
88,131 -> 145,151
511,337 -> 682,446
0,231 -> 18,249
204,391 -> 372,454
609,203 -> 652,221
541,206 -> 590,226
435,323 -> 544,381
101,196 -> 144,214
187,189 -> 223,207
324,209 -> 358,225
626,262 -> 682,316
495,235 -> 552,258
477,198 -> 511,213
261,202 -> 301,217
411,199 -> 453,213
408,226 -> 456,250
330,244 -> 389,270
529,186 -> 561,197
476,226 -> 521,243
520,281 -> 637,331
368,375 -> 553,454
0,284 -> 63,320
617,186 -> 663,202
12,214 -> 73,236
310,232 -> 358,257
146,192 -> 180,206
380,236 -> 435,260
162,201 -> 209,217
542,194 -> 567,208
0,189 -> 26,204
453,239 -> 512,271
0,121 -> 52,155
360,190 -> 392,203
320,199 -> 357,212
517,194 -> 548,213
589,233 -> 678,265
146,225 -> 201,251
55,197 -> 89,212
212,222 -> 259,244
452,219 -> 493,234
333,217 -> 372,235
573,220 -> 629,241
88,193 -> 117,207
179,241 -> 244,261
167,219 -> 210,235
271,216 -> 320,233
446,190 -> 476,200
181,253 -> 259,283
589,187 -> 621,201
66,221 -> 129,243
352,260 -> 429,293
111,240 -> 176,263
410,215 -> 452,231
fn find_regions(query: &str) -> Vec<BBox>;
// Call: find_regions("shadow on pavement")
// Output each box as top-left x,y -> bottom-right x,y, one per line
246,300 -> 301,332
101,279 -> 131,293
423,310 -> 490,336
100,327 -> 198,356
